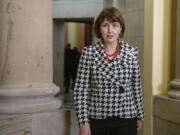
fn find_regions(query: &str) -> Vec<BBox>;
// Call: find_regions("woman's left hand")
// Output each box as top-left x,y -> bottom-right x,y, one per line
137,120 -> 143,129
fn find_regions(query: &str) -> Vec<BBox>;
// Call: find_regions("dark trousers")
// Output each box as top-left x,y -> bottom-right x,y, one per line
90,117 -> 137,135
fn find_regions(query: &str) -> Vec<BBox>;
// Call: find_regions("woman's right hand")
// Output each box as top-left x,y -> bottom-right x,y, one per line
79,124 -> 91,135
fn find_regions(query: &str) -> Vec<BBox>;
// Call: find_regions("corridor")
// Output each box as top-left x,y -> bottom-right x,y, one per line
0,0 -> 180,135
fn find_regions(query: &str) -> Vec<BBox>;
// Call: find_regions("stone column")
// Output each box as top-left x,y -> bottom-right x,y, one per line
168,1 -> 180,100
0,0 -> 61,113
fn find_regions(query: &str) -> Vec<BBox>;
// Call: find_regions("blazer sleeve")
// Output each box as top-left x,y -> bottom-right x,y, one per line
74,47 -> 91,126
132,47 -> 145,120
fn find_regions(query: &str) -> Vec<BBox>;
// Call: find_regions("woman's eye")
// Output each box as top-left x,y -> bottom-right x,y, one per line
113,24 -> 119,27
101,23 -> 108,27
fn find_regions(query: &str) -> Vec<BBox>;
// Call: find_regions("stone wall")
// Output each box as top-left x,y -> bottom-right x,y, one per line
153,95 -> 180,135
176,0 -> 180,77
114,0 -> 144,66
0,110 -> 70,135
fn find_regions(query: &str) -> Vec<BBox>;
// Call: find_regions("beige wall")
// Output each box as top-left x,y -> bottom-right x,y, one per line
114,0 -> 144,58
67,23 -> 77,48
77,23 -> 85,51
66,22 -> 85,51
176,0 -> 180,79
144,1 -> 153,135
153,0 -> 172,95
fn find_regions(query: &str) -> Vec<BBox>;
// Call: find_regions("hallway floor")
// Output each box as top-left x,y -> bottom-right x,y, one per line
61,90 -> 79,135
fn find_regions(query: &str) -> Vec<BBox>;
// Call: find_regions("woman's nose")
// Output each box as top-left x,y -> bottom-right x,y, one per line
108,25 -> 113,33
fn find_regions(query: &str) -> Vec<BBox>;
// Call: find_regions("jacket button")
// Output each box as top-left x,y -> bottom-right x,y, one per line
119,86 -> 125,93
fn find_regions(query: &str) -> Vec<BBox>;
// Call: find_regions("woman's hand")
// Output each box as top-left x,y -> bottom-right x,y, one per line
80,124 -> 91,135
137,120 -> 143,129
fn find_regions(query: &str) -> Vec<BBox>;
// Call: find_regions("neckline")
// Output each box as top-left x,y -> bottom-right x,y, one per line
97,39 -> 124,65
104,41 -> 120,63
104,40 -> 119,57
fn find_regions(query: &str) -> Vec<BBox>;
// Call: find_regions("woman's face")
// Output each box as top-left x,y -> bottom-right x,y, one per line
100,19 -> 121,44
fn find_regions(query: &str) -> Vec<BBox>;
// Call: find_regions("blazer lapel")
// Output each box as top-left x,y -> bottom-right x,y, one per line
93,42 -> 112,81
92,40 -> 129,83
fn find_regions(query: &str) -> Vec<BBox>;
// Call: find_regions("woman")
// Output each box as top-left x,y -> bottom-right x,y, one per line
74,7 -> 144,135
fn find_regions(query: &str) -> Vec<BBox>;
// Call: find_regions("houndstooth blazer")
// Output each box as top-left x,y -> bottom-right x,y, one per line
74,39 -> 144,126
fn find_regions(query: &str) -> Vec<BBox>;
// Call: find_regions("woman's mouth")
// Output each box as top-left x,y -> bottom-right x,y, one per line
107,35 -> 113,39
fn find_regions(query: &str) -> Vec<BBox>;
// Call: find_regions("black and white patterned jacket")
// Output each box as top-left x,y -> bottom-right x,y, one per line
74,40 -> 144,126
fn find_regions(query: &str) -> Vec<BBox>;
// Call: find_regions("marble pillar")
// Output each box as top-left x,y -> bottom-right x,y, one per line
0,1 -> 69,135
168,0 -> 180,100
0,0 -> 61,113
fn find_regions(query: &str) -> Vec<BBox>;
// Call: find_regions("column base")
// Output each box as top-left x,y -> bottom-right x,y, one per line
0,96 -> 62,114
168,90 -> 180,100
170,79 -> 180,88
0,110 -> 70,135
0,83 -> 62,114
0,83 -> 59,97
